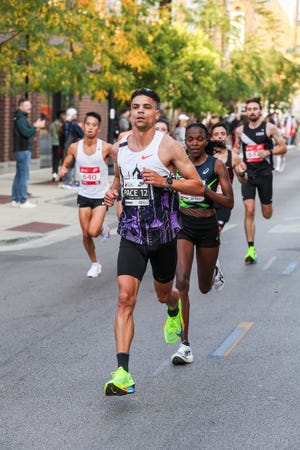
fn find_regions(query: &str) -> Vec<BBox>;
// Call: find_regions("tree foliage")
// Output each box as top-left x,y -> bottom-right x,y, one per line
0,0 -> 299,113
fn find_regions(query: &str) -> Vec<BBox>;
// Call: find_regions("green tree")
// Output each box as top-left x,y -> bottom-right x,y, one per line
0,0 -> 152,100
0,0 -> 299,114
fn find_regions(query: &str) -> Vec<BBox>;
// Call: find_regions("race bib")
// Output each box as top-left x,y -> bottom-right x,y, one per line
123,178 -> 150,206
80,166 -> 101,185
180,180 -> 205,203
245,144 -> 264,163
179,193 -> 205,203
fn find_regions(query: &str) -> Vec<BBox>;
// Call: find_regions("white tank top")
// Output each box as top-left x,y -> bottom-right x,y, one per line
117,130 -> 169,180
76,139 -> 109,199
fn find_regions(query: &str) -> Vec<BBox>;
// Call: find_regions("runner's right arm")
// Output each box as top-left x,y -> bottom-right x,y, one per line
59,142 -> 77,178
233,125 -> 243,155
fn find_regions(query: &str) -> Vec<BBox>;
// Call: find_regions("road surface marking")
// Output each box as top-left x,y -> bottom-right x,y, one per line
153,358 -> 170,376
262,256 -> 277,271
209,322 -> 254,358
281,259 -> 300,275
269,224 -> 300,233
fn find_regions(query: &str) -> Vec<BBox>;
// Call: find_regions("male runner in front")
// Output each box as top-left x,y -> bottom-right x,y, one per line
103,88 -> 203,396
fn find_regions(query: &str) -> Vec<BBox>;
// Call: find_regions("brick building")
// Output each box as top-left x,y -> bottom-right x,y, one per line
0,88 -> 109,175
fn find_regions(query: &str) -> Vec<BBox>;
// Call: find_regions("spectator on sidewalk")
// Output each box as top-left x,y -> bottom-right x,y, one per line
285,114 -> 297,146
174,113 -> 189,148
49,110 -> 65,182
118,108 -> 131,133
11,97 -> 45,208
60,108 -> 84,189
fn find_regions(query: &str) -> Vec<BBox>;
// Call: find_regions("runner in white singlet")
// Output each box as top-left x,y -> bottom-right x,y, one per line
59,112 -> 112,277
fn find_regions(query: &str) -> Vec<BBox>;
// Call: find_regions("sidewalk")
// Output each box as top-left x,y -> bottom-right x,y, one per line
0,168 -> 118,252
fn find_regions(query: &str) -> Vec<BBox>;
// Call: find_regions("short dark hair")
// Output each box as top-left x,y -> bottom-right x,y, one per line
155,117 -> 170,132
56,109 -> 65,119
84,111 -> 101,125
210,121 -> 229,136
246,97 -> 262,109
131,88 -> 160,108
18,97 -> 28,106
186,122 -> 209,138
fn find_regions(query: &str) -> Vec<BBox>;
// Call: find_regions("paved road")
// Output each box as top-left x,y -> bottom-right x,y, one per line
1,148 -> 300,449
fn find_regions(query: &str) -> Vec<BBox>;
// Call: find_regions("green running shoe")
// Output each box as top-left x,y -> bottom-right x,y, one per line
244,246 -> 257,264
164,298 -> 183,345
104,367 -> 135,396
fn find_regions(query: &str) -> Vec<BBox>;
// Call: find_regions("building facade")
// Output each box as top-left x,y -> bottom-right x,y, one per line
0,89 -> 109,175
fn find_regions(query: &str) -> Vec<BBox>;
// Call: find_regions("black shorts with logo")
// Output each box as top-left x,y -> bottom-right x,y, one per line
241,173 -> 273,204
117,237 -> 177,283
215,205 -> 231,229
177,213 -> 220,248
77,194 -> 105,209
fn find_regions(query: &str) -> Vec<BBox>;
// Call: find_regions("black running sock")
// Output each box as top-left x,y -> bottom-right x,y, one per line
167,307 -> 179,317
117,353 -> 129,372
248,241 -> 254,247
182,341 -> 190,347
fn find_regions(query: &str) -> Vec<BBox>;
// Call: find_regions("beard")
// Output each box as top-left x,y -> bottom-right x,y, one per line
248,113 -> 260,122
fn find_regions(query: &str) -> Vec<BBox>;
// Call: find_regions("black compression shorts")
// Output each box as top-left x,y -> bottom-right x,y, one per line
117,237 -> 177,283
241,173 -> 273,204
215,206 -> 231,229
177,213 -> 220,248
77,194 -> 106,209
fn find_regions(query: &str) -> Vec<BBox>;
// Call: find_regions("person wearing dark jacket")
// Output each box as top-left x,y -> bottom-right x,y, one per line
60,107 -> 84,188
11,98 -> 45,208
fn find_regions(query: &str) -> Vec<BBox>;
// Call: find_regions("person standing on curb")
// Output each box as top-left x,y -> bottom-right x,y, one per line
49,110 -> 65,182
60,107 -> 84,189
59,112 -> 112,278
11,98 -> 45,208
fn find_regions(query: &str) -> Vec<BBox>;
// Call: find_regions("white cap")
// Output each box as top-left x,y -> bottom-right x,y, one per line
66,108 -> 77,121
178,113 -> 189,121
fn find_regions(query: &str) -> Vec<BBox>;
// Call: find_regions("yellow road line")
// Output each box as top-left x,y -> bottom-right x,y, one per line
223,322 -> 254,357
210,322 -> 254,357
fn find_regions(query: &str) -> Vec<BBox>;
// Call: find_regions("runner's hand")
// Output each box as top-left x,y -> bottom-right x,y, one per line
104,189 -> 119,207
141,169 -> 164,187
59,166 -> 68,178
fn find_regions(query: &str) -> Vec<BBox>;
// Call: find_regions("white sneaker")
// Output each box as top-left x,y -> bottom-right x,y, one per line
20,201 -> 36,209
87,262 -> 102,278
172,343 -> 194,365
212,259 -> 225,292
11,201 -> 20,207
100,223 -> 110,240
60,182 -> 72,190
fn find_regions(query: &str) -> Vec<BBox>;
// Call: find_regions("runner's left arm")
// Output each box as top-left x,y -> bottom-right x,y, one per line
102,142 -> 113,165
104,143 -> 120,207
205,159 -> 234,209
267,123 -> 287,156
142,138 -> 204,196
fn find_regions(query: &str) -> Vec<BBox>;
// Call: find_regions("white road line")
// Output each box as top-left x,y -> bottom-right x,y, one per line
153,358 -> 170,377
262,256 -> 277,271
